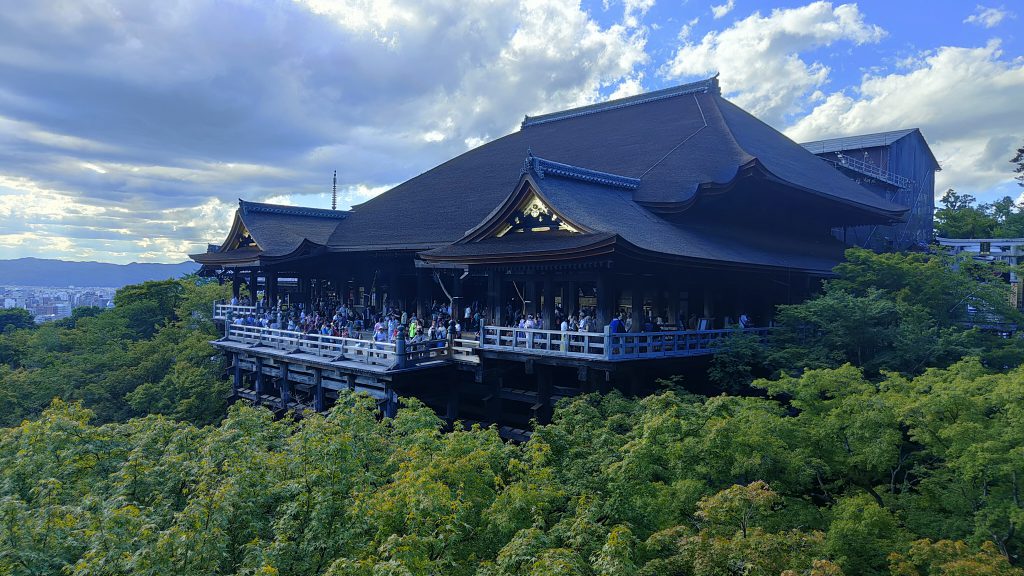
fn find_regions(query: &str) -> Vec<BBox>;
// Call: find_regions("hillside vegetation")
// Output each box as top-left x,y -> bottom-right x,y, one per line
0,250 -> 1022,575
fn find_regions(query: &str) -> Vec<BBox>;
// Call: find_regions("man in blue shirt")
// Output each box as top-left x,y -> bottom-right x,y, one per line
609,313 -> 626,333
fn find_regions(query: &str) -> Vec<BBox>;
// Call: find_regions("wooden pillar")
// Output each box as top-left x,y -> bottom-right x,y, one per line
488,270 -> 504,326
631,284 -> 644,332
299,274 -> 309,307
387,269 -> 401,311
232,354 -> 241,394
279,363 -> 291,408
451,272 -> 463,326
703,284 -> 714,326
565,281 -> 579,317
655,284 -> 667,325
445,386 -> 460,424
486,376 -> 503,423
232,274 -> 241,300
542,277 -> 555,330
267,273 -> 278,308
666,279 -> 679,328
383,384 -> 398,418
248,270 -> 259,301
416,268 -> 430,321
596,275 -> 614,330
524,279 -> 537,318
254,357 -> 264,404
536,366 -> 553,424
313,368 -> 324,412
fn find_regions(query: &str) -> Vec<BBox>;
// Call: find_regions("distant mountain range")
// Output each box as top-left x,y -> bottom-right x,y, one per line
0,258 -> 199,288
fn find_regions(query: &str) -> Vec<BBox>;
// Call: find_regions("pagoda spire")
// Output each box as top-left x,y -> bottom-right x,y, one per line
332,170 -> 337,210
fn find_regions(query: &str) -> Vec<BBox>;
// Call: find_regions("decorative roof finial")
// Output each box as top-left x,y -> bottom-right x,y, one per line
522,148 -> 534,175
332,170 -> 337,210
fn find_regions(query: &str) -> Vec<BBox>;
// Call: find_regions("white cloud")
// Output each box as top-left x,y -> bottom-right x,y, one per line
623,0 -> 656,27
711,0 -> 735,19
963,5 -> 1014,28
661,1 -> 885,125
0,0 -> 649,262
785,41 -> 1024,199
677,16 -> 699,40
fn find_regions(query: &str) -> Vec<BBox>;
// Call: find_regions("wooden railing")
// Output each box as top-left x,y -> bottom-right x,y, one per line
214,303 -> 258,320
227,324 -> 397,367
480,326 -> 607,358
452,338 -> 481,364
223,322 -> 767,367
479,325 -> 770,361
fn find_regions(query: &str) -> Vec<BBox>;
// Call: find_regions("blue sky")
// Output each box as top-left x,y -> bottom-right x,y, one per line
0,0 -> 1021,263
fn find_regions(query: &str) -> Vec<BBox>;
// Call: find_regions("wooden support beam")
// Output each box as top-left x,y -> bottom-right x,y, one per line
254,357 -> 264,404
445,386 -> 459,423
313,367 -> 325,412
279,362 -> 291,407
631,285 -> 644,332
416,268 -> 430,321
232,354 -> 241,394
542,277 -> 555,330
536,366 -> 553,424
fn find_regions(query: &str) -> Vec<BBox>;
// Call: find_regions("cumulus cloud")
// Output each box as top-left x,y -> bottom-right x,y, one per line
963,5 -> 1014,28
623,0 -> 657,27
661,1 -> 885,125
677,17 -> 700,40
785,41 -> 1024,199
0,0 -> 648,262
711,0 -> 735,19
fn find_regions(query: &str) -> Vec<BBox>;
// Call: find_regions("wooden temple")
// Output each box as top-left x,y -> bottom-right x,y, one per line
192,76 -> 916,435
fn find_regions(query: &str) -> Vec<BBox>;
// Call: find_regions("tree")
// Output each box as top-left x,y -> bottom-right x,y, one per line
934,189 -> 996,238
0,308 -> 34,332
1012,144 -> 1024,188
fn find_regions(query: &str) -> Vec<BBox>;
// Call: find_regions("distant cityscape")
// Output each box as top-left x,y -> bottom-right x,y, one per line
1,285 -> 116,323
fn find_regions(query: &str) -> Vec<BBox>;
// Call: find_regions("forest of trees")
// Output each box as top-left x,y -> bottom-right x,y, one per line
933,189 -> 1024,239
0,248 -> 1022,575
933,145 -> 1024,239
0,278 -> 231,428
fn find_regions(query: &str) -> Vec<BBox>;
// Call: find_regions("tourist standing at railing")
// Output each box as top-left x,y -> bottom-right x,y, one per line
610,313 -> 626,334
738,313 -> 751,329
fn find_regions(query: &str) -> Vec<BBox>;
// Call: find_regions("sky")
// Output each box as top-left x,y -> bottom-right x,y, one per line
0,0 -> 1022,264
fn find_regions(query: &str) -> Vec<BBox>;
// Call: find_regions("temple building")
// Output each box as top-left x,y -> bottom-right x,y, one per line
801,128 -> 939,251
191,76 -> 934,435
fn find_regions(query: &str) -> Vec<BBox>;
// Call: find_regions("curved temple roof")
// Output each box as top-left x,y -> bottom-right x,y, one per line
193,76 -> 911,273
326,76 -> 906,252
421,154 -> 849,273
189,200 -> 348,267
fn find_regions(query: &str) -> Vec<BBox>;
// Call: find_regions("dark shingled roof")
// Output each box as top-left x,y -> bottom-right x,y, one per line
191,246 -> 261,265
329,76 -> 905,252
800,128 -> 941,171
189,200 -> 349,265
422,159 -> 847,273
237,200 -> 348,257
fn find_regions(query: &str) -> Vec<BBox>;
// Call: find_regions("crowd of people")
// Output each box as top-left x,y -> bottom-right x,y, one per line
226,294 -> 754,343
227,295 -> 494,344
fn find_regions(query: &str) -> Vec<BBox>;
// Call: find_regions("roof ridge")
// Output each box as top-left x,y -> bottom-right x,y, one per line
798,128 -> 919,148
525,154 -> 641,190
239,199 -> 349,219
521,75 -> 720,129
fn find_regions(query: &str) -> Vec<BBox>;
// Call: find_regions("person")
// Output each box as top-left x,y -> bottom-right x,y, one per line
687,313 -> 698,331
560,316 -> 569,352
738,313 -> 751,329
610,313 -> 626,333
